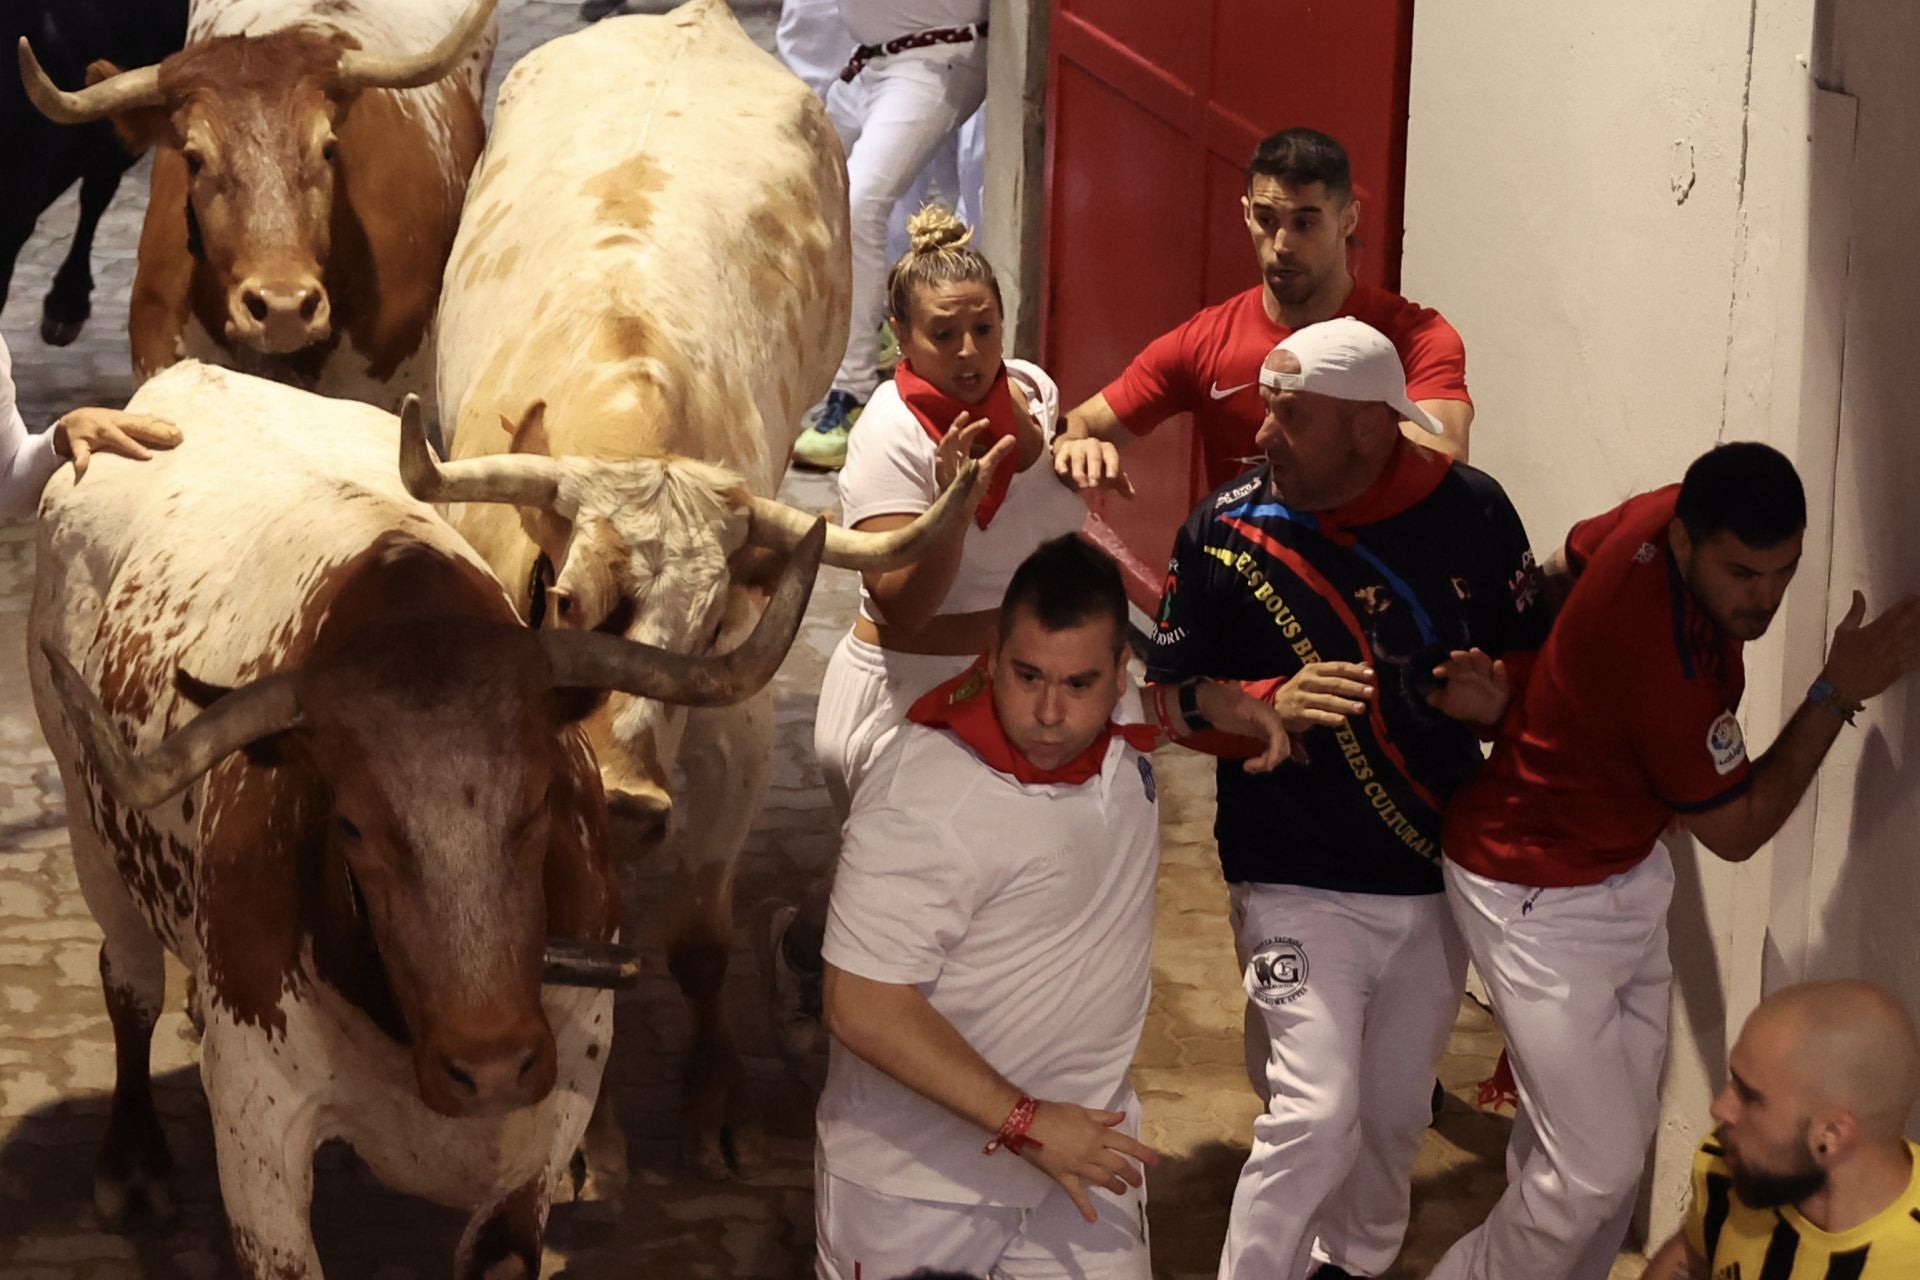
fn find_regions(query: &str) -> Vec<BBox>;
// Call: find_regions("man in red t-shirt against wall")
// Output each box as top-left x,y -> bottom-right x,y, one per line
1052,127 -> 1474,499
1428,443 -> 1920,1280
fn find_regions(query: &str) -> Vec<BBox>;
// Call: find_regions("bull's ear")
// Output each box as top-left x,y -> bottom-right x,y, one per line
174,669 -> 292,768
506,402 -> 551,457
547,687 -> 610,728
88,61 -> 173,156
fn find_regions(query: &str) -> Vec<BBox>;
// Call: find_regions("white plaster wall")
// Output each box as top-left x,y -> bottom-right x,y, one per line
1789,0 -> 1920,1126
1402,0 -> 1827,1251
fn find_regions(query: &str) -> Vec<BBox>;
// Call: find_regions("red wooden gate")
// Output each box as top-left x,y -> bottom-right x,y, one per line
1042,0 -> 1417,609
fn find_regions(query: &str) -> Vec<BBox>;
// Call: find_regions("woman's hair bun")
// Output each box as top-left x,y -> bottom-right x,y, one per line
906,204 -> 973,255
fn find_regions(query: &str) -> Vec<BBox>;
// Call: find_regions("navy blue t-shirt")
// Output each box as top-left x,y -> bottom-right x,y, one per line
1145,445 -> 1546,894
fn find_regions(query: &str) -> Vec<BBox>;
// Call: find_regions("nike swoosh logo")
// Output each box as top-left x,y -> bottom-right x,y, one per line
1209,381 -> 1254,400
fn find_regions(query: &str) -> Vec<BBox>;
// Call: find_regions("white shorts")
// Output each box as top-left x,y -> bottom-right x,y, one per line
815,631 -> 974,819
815,1150 -> 1151,1280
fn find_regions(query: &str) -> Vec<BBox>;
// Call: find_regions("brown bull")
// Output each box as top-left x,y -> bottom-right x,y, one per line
17,0 -> 496,407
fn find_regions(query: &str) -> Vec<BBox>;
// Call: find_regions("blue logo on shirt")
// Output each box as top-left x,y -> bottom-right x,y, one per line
1137,755 -> 1157,804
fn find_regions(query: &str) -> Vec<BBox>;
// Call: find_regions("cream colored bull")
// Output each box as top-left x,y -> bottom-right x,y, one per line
421,0 -> 973,1177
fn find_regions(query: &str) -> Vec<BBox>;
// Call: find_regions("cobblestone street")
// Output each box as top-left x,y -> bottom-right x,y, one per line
0,3 -> 1639,1277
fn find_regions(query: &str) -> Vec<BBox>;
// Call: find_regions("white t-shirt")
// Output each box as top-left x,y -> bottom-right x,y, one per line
0,337 -> 61,520
817,720 -> 1162,1207
839,0 -> 988,47
839,359 -> 1087,623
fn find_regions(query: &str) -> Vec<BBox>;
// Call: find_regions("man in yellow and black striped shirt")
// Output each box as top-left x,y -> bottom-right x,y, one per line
1645,981 -> 1920,1280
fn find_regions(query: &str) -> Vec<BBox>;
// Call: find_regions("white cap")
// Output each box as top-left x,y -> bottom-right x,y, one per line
1259,316 -> 1443,435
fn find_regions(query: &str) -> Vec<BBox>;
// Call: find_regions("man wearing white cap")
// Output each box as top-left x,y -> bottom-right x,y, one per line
1052,127 -> 1473,502
1145,317 -> 1546,1280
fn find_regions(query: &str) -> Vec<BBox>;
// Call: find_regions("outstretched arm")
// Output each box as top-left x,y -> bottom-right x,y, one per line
824,966 -> 1160,1222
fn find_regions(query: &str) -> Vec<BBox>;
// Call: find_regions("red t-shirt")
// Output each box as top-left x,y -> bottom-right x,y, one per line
1444,487 -> 1753,888
1102,281 -> 1471,494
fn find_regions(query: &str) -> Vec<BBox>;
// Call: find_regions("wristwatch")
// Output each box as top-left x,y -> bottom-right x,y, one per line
1178,680 -> 1213,732
1807,677 -> 1862,726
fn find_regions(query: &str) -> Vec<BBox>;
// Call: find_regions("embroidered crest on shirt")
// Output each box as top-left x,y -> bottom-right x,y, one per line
1707,711 -> 1747,775
947,667 -> 988,705
1352,584 -> 1392,617
1246,937 -> 1309,1006
1633,541 -> 1659,564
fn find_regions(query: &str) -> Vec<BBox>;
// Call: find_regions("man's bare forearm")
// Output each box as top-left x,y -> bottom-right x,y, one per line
1060,393 -> 1132,446
823,965 -> 1020,1133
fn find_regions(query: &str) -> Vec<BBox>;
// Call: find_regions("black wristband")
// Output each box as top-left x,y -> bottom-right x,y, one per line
1178,680 -> 1212,732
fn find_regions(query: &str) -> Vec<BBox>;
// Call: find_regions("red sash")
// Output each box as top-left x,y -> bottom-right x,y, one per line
907,660 -> 1158,786
894,360 -> 1020,528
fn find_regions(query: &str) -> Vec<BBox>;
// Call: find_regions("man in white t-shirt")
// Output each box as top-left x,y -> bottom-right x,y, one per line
817,534 -> 1255,1279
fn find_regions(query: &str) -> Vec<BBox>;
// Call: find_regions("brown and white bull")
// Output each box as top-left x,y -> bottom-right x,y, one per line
28,361 -> 826,1277
416,0 -> 969,1176
17,0 -> 496,408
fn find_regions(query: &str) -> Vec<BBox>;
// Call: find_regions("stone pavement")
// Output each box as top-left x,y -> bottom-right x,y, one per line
0,1 -> 1644,1276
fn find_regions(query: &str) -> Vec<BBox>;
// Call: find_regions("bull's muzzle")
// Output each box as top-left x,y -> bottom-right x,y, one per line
228,277 -> 332,355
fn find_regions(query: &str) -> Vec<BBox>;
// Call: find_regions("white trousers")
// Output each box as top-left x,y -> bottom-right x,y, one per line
815,631 -> 974,820
1221,883 -> 1468,1280
816,1148 -> 1150,1280
777,1 -> 984,267
776,0 -> 851,96
826,43 -> 990,400
1426,847 -> 1674,1280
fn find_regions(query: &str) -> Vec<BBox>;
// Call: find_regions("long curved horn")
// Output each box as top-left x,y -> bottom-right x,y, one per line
747,456 -> 982,571
41,645 -> 303,810
397,394 -> 563,509
335,0 -> 497,93
17,40 -> 164,125
540,518 -> 825,706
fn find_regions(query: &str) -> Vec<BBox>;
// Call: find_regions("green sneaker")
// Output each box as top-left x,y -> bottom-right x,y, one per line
792,390 -> 863,471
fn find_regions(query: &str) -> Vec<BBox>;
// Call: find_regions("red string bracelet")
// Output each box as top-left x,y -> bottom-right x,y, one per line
983,1095 -> 1044,1155
1149,686 -> 1178,741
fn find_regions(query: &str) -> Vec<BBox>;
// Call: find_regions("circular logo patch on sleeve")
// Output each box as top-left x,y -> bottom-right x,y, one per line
1245,937 -> 1309,1007
1707,710 -> 1747,775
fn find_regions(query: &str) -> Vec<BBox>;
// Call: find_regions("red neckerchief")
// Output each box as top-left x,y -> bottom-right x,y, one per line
894,359 -> 1019,528
907,659 -> 1159,786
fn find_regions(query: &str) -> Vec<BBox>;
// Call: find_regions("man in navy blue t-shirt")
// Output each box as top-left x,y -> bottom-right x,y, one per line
1145,318 -> 1544,1280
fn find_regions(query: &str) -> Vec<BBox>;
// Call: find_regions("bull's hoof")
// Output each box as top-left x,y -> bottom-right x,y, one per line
40,313 -> 86,347
680,1114 -> 766,1181
559,1137 -> 629,1204
94,1164 -> 176,1233
95,1103 -> 177,1233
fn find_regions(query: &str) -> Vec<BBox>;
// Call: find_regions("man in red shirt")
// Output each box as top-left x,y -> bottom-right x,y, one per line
1428,442 -> 1920,1280
1052,127 -> 1473,499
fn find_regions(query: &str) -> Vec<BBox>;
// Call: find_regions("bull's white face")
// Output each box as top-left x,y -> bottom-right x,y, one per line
520,457 -> 756,819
